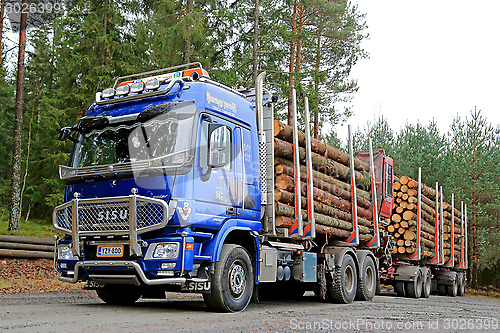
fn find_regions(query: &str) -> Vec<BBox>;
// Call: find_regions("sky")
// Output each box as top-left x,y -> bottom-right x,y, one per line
335,0 -> 500,138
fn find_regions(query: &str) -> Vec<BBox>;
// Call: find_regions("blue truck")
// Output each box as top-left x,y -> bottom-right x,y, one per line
53,63 -> 468,312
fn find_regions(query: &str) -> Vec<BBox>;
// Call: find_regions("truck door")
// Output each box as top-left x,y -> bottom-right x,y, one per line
192,114 -> 239,229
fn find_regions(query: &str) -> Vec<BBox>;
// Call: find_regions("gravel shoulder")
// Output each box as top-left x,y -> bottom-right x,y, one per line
1,290 -> 499,333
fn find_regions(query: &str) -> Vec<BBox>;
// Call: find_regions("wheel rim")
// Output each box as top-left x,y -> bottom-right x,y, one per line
424,273 -> 431,294
416,274 -> 422,295
345,265 -> 355,294
366,265 -> 375,292
229,260 -> 247,300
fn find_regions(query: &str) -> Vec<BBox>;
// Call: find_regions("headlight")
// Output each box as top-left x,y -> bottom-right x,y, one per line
153,243 -> 179,259
145,79 -> 160,91
116,85 -> 130,96
57,244 -> 75,260
101,88 -> 115,99
130,81 -> 145,93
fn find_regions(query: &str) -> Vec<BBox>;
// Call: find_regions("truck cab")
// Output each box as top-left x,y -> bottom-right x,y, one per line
54,64 -> 262,311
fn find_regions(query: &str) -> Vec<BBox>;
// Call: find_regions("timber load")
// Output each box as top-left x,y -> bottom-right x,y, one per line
387,175 -> 463,262
273,120 -> 374,242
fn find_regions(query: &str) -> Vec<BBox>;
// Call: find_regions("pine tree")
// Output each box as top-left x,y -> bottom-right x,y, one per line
447,108 -> 500,287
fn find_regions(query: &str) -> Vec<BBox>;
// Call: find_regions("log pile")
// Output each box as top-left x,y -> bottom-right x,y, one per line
273,120 -> 374,241
387,175 -> 462,261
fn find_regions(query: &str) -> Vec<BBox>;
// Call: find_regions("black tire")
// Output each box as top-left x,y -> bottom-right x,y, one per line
375,277 -> 381,295
394,281 -> 405,297
457,272 -> 465,296
355,255 -> 377,301
96,284 -> 141,305
203,244 -> 254,312
438,284 -> 447,296
447,273 -> 458,297
421,269 -> 431,298
405,269 -> 423,299
327,254 -> 357,304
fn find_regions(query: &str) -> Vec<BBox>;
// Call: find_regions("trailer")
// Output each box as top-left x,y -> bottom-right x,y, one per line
53,63 -> 468,312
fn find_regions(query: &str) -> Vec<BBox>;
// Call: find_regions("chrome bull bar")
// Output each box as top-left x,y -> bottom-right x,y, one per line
53,188 -> 175,256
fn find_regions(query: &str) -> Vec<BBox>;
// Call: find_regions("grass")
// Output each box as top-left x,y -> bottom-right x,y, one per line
0,217 -> 61,238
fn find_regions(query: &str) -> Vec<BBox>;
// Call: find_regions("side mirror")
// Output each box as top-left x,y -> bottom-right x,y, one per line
59,125 -> 78,142
208,124 -> 229,167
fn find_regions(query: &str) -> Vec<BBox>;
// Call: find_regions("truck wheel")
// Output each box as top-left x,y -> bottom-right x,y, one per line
203,244 -> 254,312
438,284 -> 447,296
405,269 -> 422,298
421,269 -> 431,298
96,285 -> 141,305
355,255 -> 376,301
394,281 -> 405,297
446,273 -> 458,297
327,254 -> 357,304
457,272 -> 465,296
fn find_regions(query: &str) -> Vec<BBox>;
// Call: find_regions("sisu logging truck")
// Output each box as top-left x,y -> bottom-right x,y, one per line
53,63 -> 468,312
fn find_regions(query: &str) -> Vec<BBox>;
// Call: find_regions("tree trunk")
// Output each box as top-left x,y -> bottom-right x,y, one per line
8,0 -> 28,231
252,0 -> 259,82
287,0 -> 297,125
184,0 -> 195,63
0,0 -> 5,66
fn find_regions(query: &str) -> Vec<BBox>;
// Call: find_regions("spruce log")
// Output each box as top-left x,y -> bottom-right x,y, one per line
276,216 -> 294,227
0,249 -> 53,259
275,173 -> 373,220
275,161 -> 371,209
421,194 -> 436,209
274,120 -> 370,172
400,176 -> 409,185
421,230 -> 435,242
391,214 -> 401,223
276,157 -> 372,201
403,211 -> 416,221
274,189 -> 372,227
0,235 -> 54,245
403,230 -> 415,240
0,242 -> 53,252
421,237 -> 435,248
274,138 -> 372,188
315,224 -> 371,242
275,201 -> 370,233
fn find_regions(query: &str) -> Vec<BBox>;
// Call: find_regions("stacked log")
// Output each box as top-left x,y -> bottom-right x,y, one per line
0,235 -> 54,259
273,120 -> 374,241
387,175 -> 437,258
388,176 -> 463,262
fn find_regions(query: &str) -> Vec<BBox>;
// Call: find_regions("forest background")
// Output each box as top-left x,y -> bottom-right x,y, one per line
0,0 -> 497,288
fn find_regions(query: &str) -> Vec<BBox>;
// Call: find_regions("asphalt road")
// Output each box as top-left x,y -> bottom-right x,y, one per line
0,290 -> 499,333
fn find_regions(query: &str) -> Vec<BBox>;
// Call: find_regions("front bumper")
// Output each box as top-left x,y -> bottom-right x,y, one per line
59,260 -> 189,285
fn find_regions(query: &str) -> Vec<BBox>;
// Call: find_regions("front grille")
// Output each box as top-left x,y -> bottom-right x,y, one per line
53,194 -> 169,235
79,200 -> 130,233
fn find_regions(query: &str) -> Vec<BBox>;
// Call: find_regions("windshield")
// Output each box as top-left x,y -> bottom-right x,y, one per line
72,101 -> 196,169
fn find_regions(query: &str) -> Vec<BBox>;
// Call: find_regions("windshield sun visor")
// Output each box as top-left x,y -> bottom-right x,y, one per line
61,100 -> 197,183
